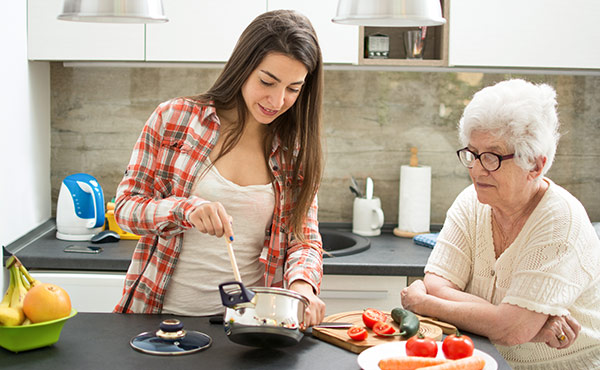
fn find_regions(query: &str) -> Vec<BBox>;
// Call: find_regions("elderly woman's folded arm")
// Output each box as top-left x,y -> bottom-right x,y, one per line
406,273 -> 550,346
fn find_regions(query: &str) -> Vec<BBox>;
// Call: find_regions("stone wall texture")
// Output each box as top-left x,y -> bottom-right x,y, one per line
50,63 -> 600,225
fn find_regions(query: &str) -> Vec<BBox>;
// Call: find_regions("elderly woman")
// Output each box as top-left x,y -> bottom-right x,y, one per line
401,79 -> 600,369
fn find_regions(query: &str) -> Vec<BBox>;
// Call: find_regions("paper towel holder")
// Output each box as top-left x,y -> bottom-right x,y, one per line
393,146 -> 431,238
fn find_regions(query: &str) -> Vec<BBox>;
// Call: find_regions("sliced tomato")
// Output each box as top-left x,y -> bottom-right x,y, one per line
406,334 -> 438,357
347,326 -> 368,341
362,308 -> 387,329
372,320 -> 396,337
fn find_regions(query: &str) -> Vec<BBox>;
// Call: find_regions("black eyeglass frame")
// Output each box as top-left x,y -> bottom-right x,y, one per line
456,147 -> 515,172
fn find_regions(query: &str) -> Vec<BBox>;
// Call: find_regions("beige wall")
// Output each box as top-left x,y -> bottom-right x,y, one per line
50,63 -> 600,225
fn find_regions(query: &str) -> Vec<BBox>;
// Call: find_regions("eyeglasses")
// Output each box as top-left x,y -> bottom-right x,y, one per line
456,147 -> 515,172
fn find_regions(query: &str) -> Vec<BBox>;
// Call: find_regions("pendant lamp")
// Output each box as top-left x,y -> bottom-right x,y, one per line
58,0 -> 168,23
332,0 -> 445,27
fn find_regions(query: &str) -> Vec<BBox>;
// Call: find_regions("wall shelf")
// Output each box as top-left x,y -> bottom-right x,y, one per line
358,0 -> 449,67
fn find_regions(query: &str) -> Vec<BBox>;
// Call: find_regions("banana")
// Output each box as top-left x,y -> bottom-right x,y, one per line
0,272 -> 13,308
0,265 -> 25,326
19,263 -> 40,288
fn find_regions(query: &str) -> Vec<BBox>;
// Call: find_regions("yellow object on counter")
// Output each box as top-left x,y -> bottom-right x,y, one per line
105,202 -> 140,240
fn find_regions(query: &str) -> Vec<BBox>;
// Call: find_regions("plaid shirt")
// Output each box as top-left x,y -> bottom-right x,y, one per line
113,98 -> 323,313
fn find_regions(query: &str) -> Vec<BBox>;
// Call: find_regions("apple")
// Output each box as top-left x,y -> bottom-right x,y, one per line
23,283 -> 72,323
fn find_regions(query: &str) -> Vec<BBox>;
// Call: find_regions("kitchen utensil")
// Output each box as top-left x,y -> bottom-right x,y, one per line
349,186 -> 362,198
56,173 -> 105,241
350,176 -> 363,198
225,240 -> 242,282
365,177 -> 374,199
219,281 -> 309,347
311,310 -> 443,354
357,341 -> 498,370
352,197 -> 384,236
208,314 -> 353,329
0,309 -> 77,353
130,319 -> 212,356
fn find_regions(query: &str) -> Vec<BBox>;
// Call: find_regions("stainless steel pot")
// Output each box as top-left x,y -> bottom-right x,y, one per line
218,281 -> 309,347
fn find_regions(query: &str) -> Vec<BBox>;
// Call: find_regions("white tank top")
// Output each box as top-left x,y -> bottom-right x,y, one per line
162,159 -> 275,315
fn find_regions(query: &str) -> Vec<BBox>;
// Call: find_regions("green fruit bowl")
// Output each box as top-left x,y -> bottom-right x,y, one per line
0,309 -> 77,353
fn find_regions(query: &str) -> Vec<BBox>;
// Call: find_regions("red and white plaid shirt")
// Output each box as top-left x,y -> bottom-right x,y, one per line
113,98 -> 323,313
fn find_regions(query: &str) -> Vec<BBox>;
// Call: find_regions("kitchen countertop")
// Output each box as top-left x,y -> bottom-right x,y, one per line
4,220 -> 436,277
0,313 -> 511,369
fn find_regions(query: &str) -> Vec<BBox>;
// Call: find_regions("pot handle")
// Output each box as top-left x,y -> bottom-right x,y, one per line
218,281 -> 256,308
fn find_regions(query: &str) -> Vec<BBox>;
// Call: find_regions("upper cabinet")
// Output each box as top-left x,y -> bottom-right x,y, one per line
268,0 -> 359,65
27,0 -> 356,65
448,0 -> 600,69
28,0 -> 145,61
145,0 -> 266,62
27,0 -> 599,69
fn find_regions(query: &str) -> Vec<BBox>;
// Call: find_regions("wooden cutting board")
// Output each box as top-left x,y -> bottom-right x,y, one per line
312,311 -> 444,354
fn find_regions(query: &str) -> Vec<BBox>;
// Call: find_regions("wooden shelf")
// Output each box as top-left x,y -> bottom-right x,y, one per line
358,0 -> 449,67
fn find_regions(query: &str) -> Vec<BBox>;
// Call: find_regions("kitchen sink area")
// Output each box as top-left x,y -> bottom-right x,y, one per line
320,228 -> 370,257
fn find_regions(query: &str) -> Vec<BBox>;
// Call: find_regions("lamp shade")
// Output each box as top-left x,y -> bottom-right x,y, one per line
58,0 -> 168,23
332,0 -> 446,27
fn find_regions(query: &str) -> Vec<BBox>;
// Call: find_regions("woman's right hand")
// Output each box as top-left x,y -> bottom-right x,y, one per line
189,201 -> 234,240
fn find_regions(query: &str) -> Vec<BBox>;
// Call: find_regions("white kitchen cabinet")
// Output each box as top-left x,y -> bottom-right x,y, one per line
146,0 -> 266,62
27,0 -> 145,61
268,0 -> 359,64
30,271 -> 125,313
319,275 -> 406,315
449,0 -> 600,69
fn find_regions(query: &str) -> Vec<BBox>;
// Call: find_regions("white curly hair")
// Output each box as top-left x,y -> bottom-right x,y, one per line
458,79 -> 560,176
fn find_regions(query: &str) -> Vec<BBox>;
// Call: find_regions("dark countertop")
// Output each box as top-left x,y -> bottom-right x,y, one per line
0,313 -> 511,369
4,220 -> 436,276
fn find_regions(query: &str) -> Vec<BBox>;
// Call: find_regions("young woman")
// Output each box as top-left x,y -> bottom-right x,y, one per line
114,9 -> 326,326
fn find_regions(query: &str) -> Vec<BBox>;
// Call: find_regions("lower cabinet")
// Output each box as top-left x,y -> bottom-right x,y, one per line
27,271 -> 408,315
319,275 -> 406,316
30,271 -> 126,313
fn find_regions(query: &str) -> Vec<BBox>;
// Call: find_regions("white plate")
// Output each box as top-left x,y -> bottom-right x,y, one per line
357,341 -> 498,370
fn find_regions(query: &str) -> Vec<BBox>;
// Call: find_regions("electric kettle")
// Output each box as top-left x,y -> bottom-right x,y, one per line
56,173 -> 105,241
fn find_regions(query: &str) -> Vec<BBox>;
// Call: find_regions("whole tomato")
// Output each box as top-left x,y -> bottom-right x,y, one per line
362,308 -> 387,329
347,326 -> 368,341
405,334 -> 438,357
442,331 -> 475,360
372,321 -> 396,337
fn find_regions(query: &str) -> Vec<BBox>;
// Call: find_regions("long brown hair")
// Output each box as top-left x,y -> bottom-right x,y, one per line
194,10 -> 324,240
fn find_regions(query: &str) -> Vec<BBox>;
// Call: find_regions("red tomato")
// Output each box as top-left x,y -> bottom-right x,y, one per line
405,334 -> 438,357
372,321 -> 396,337
347,326 -> 368,341
362,308 -> 387,329
442,332 -> 475,360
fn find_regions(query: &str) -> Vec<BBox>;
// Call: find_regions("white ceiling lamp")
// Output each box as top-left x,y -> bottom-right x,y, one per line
58,0 -> 168,23
332,0 -> 446,27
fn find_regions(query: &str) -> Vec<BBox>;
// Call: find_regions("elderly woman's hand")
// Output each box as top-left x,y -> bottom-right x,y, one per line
532,314 -> 581,349
400,279 -> 428,313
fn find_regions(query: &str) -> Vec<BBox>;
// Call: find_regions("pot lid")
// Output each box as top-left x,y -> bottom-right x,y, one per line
130,319 -> 212,356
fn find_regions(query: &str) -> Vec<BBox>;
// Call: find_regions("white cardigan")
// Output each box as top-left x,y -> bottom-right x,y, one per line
426,178 -> 600,369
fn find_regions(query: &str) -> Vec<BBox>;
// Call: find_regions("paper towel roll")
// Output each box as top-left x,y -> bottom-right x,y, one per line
396,165 -> 431,235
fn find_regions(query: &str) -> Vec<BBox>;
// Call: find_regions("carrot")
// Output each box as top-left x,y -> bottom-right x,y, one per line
414,355 -> 486,370
378,356 -> 448,370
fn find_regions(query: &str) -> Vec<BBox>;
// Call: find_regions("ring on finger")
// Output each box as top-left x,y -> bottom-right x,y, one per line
557,332 -> 566,342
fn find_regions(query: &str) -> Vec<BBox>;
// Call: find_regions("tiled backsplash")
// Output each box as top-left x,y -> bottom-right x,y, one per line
50,63 -> 600,225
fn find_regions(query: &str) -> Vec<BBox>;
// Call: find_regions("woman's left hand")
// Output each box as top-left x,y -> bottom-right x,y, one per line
533,314 -> 581,349
289,280 -> 326,328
